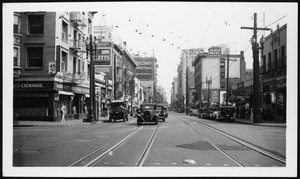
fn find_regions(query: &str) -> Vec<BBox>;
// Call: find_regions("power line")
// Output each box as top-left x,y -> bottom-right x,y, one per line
138,12 -> 152,55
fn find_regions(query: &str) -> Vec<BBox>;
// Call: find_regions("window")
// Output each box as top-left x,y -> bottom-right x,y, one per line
262,55 -> 266,73
77,59 -> 81,75
273,49 -> 278,69
28,15 -> 44,34
61,51 -> 68,72
280,45 -> 286,67
220,82 -> 225,89
62,21 -> 68,41
220,61 -> 225,68
220,72 -> 225,78
73,57 -> 77,74
27,47 -> 43,68
88,18 -> 92,34
267,52 -> 271,71
14,47 -> 20,66
14,14 -> 21,34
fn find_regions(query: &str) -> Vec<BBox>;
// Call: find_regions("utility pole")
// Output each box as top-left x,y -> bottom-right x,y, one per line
206,77 -> 212,108
241,13 -> 270,123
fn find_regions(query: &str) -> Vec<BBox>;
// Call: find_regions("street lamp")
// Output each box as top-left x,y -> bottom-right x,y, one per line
250,35 -> 265,123
84,34 -> 98,122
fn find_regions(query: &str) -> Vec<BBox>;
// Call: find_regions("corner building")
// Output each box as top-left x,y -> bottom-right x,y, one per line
13,12 -> 110,121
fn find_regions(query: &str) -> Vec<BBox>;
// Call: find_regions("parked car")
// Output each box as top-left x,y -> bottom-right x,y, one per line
210,107 -> 221,120
156,104 -> 167,122
137,103 -> 159,125
219,106 -> 235,122
189,109 -> 198,116
108,100 -> 128,122
198,108 -> 206,118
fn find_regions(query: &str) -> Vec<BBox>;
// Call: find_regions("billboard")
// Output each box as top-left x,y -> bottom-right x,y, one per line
135,57 -> 154,81
95,42 -> 113,66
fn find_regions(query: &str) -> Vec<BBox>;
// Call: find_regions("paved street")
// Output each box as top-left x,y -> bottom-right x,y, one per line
13,112 -> 286,169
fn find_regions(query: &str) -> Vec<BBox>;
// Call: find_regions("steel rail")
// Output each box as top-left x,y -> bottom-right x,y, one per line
190,118 -> 286,164
69,127 -> 143,167
177,117 -> 245,167
136,123 -> 161,167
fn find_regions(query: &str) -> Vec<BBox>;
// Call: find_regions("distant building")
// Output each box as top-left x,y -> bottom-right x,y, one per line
193,50 -> 246,108
134,57 -> 158,103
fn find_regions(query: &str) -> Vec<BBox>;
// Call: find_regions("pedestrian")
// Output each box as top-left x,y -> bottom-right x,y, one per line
61,103 -> 67,123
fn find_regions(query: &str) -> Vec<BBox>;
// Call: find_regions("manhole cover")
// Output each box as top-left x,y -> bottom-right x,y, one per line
176,141 -> 216,151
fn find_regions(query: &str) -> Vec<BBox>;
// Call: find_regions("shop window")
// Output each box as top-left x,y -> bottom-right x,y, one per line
27,47 -> 43,68
62,20 -> 68,42
14,47 -> 20,67
61,51 -> 68,72
28,15 -> 44,35
14,14 -> 21,34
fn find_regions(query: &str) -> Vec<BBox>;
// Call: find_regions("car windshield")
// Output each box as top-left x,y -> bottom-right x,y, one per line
141,105 -> 155,110
111,103 -> 124,109
156,106 -> 163,110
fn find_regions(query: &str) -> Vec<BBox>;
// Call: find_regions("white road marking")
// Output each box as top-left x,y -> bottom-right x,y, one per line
104,162 -> 109,165
155,163 -> 160,165
223,164 -> 229,166
119,162 -> 124,165
172,163 -> 177,165
254,164 -> 260,167
206,164 -> 211,166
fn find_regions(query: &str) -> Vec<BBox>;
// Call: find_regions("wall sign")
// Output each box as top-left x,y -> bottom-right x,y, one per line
95,48 -> 111,66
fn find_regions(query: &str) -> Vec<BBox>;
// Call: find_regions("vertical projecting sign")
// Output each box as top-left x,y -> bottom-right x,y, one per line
95,42 -> 112,66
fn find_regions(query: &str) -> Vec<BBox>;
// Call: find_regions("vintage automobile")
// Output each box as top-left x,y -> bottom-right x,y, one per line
137,103 -> 159,125
219,106 -> 235,122
210,107 -> 222,120
198,108 -> 206,119
108,100 -> 128,122
156,104 -> 168,122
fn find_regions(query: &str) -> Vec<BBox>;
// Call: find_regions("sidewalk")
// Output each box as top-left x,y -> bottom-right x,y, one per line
13,117 -> 110,127
234,118 -> 286,128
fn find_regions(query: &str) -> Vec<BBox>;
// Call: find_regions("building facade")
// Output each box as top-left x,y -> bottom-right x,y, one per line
260,24 -> 286,122
177,48 -> 204,111
13,11 -> 113,121
193,47 -> 246,108
134,56 -> 158,103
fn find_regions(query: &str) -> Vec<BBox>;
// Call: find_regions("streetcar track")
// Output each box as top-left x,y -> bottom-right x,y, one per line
69,122 -> 161,167
69,127 -> 143,167
175,115 -> 286,166
190,118 -> 286,164
137,122 -> 161,166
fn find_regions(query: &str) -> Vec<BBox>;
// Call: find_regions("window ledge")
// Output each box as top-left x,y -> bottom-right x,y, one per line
14,33 -> 23,37
26,34 -> 44,37
25,67 -> 43,71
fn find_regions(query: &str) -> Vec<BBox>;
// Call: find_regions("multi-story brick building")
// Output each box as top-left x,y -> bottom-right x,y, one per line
13,11 -> 112,121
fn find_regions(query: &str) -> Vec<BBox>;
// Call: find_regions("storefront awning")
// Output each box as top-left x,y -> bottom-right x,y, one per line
58,91 -> 74,96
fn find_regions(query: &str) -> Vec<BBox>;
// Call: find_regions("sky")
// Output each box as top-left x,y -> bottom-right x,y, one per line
90,2 -> 293,103
3,2 -> 296,104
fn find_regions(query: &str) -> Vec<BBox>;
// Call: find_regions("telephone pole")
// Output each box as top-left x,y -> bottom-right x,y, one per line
241,13 -> 270,123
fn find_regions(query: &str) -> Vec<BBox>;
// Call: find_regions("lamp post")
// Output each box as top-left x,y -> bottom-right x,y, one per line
250,35 -> 265,123
85,34 -> 98,122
